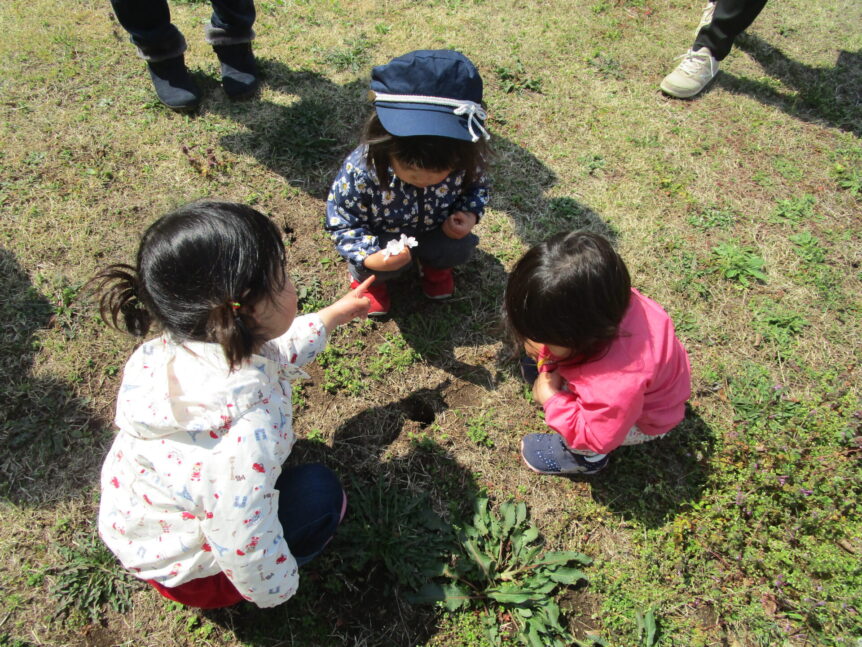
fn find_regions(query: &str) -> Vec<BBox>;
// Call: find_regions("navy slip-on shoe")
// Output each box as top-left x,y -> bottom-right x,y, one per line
520,433 -> 609,475
146,56 -> 202,112
213,43 -> 259,99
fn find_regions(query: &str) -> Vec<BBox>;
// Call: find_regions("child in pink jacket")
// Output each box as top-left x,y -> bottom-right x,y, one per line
503,231 -> 691,475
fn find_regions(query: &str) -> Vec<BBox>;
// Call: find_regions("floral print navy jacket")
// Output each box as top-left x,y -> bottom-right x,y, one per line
325,145 -> 490,265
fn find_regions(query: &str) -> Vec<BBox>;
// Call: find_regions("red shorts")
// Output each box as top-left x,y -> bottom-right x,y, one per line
147,572 -> 244,609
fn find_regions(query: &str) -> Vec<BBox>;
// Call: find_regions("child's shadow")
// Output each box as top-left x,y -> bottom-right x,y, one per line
215,384 -> 479,647
718,34 -> 861,137
588,407 -> 717,529
0,249 -> 104,504
208,59 -> 367,197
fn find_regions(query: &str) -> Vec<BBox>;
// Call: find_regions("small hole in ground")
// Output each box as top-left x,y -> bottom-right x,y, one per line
400,395 -> 438,427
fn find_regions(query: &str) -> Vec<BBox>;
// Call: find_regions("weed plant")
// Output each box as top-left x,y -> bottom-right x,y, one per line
710,242 -> 767,287
335,476 -> 454,593
49,530 -> 139,624
495,60 -> 542,94
772,195 -> 817,224
410,498 -> 592,646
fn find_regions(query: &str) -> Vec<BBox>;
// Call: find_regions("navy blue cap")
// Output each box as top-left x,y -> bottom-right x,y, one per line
370,50 -> 486,142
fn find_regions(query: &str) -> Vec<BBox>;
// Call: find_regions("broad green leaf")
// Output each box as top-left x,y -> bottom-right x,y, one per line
487,588 -> 541,604
516,607 -> 533,618
473,498 -> 489,535
545,602 -> 560,626
519,543 -> 543,565
527,622 -> 544,647
548,566 -> 587,584
530,579 -> 557,594
489,515 -> 501,539
403,581 -> 446,604
441,582 -> 471,611
501,501 -> 516,536
644,608 -> 657,646
541,550 -> 593,566
516,501 -> 527,526
465,539 -> 493,575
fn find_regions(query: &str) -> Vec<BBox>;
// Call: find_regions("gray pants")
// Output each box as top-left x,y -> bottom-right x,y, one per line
348,228 -> 479,282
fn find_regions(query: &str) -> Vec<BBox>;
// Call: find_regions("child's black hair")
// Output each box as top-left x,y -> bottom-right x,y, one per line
361,113 -> 489,187
91,201 -> 286,371
503,231 -> 631,360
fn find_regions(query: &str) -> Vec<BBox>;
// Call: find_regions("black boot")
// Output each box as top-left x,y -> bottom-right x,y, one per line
146,55 -> 202,112
212,43 -> 258,99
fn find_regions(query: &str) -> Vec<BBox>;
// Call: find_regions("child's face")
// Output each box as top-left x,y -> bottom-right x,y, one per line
390,158 -> 452,188
525,339 -> 573,361
252,276 -> 298,341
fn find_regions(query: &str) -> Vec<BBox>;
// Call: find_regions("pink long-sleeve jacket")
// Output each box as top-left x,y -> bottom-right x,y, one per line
541,289 -> 691,455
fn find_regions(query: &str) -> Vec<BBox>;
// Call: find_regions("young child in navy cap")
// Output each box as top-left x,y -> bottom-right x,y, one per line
325,49 -> 491,316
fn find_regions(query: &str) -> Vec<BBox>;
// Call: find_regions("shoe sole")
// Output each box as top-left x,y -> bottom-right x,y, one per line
160,100 -> 201,113
660,72 -> 718,99
423,293 -> 452,300
225,83 -> 260,101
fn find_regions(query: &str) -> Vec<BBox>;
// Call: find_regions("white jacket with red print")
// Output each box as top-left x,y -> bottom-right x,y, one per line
98,314 -> 327,608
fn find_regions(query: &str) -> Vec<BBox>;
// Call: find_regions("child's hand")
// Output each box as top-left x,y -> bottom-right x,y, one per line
533,369 -> 563,405
363,248 -> 412,272
442,211 -> 477,239
318,276 -> 375,329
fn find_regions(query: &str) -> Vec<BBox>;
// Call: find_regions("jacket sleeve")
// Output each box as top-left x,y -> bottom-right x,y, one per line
542,374 -> 645,454
325,157 -> 379,264
267,314 -> 328,368
451,168 -> 489,221
200,405 -> 298,608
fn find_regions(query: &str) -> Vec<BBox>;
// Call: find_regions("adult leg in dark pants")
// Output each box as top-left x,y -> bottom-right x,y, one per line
109,0 -> 257,110
661,0 -> 768,99
694,0 -> 769,61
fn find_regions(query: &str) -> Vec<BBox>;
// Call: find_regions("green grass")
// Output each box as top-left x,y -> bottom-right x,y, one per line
1,0 -> 861,645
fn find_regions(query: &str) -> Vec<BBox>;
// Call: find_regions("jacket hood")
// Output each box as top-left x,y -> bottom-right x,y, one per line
115,337 -> 280,440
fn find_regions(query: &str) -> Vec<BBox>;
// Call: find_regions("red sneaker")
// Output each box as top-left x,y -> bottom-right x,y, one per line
419,264 -> 454,299
351,278 -> 390,316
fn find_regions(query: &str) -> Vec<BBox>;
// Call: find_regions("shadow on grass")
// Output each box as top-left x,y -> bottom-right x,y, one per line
382,249 -> 507,390
0,249 -> 103,504
589,406 -> 716,528
208,59 -> 619,238
719,35 -> 861,137
203,384 -> 479,647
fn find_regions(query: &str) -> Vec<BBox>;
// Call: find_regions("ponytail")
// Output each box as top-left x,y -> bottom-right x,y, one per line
206,301 -> 260,371
90,201 -> 287,372
90,264 -> 153,337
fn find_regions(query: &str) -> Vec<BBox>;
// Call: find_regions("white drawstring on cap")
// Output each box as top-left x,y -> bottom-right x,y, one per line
372,92 -> 490,143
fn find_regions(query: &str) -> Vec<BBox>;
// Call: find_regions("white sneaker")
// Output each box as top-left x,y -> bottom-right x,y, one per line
695,1 -> 717,35
660,47 -> 719,98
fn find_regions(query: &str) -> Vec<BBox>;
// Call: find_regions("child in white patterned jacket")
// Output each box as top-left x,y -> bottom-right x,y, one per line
93,201 -> 373,608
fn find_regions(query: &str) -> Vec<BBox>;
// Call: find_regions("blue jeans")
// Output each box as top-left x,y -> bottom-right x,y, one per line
110,0 -> 255,60
276,463 -> 344,566
348,227 -> 479,282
